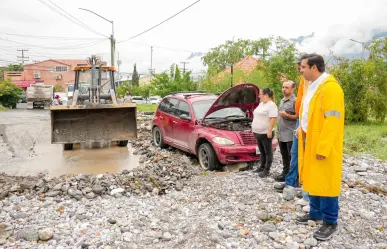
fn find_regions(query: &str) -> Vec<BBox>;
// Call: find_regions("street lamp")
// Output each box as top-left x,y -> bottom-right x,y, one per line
350,39 -> 365,59
79,8 -> 115,67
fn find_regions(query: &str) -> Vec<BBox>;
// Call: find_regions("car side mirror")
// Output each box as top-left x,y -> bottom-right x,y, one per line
180,114 -> 191,121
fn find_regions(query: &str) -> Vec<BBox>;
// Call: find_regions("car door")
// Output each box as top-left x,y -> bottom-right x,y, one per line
173,100 -> 195,151
158,97 -> 179,144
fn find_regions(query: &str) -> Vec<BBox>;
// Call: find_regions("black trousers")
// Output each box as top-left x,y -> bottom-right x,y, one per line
254,132 -> 273,171
279,141 -> 292,174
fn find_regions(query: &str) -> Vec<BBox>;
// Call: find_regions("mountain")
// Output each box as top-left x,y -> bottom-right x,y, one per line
187,52 -> 204,60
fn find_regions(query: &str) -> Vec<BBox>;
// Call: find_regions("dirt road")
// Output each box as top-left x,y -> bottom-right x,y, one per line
0,104 -> 139,177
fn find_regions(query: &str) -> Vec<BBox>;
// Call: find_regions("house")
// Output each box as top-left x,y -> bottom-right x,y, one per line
213,56 -> 263,84
4,59 -> 107,90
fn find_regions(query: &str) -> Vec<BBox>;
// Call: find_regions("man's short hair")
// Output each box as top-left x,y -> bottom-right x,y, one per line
304,53 -> 325,73
284,80 -> 296,88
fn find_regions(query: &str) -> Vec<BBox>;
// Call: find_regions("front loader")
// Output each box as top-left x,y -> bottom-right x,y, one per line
50,55 -> 137,150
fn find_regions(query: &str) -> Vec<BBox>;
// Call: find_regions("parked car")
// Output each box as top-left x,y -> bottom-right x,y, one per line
151,84 -> 278,170
149,96 -> 162,105
131,96 -> 147,104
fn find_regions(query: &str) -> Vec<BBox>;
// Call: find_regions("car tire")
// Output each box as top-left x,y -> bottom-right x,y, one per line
198,143 -> 219,171
63,144 -> 73,150
152,126 -> 167,148
118,140 -> 128,147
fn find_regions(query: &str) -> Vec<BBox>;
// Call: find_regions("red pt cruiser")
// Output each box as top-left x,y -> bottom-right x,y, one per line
151,83 -> 278,170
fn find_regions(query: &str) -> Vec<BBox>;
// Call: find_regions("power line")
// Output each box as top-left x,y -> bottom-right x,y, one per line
117,0 -> 201,43
0,37 -> 107,50
17,49 -> 29,64
37,0 -> 108,38
0,32 -> 106,41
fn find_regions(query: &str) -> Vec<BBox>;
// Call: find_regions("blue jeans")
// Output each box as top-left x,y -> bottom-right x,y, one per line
309,195 -> 339,224
285,118 -> 309,201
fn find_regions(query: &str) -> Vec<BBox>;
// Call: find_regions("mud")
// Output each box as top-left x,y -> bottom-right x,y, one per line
0,104 -> 140,177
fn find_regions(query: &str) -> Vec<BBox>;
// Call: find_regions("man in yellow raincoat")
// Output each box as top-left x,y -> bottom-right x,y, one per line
296,53 -> 345,241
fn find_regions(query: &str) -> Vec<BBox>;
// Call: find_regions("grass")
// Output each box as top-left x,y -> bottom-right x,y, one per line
344,121 -> 387,160
137,104 -> 158,113
0,105 -> 7,111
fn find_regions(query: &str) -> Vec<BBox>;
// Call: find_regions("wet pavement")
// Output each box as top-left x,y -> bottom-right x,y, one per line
0,103 -> 140,177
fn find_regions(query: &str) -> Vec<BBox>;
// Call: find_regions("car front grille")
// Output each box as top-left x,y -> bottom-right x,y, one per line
238,132 -> 257,145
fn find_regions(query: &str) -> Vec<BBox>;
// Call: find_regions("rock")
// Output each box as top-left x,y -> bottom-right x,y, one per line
110,188 -> 124,195
0,223 -> 14,240
52,183 -> 63,191
46,191 -> 60,197
260,223 -> 276,232
257,211 -> 270,221
11,212 -> 27,219
38,228 -> 53,241
9,185 -> 20,192
175,182 -> 183,191
67,188 -> 78,197
283,186 -> 297,201
86,192 -> 95,199
354,167 -> 367,172
304,237 -> 318,247
107,218 -> 116,224
268,232 -> 279,240
92,185 -> 105,194
307,220 -> 316,227
61,184 -> 70,192
162,232 -> 172,241
375,243 -> 387,248
0,191 -> 9,200
21,229 -> 39,241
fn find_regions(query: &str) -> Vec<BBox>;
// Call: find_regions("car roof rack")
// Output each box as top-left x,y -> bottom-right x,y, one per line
170,91 -> 210,98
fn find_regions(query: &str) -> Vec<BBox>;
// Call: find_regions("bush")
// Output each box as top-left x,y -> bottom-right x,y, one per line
0,80 -> 23,109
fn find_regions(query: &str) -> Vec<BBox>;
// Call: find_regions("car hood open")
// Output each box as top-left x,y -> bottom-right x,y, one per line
202,83 -> 260,121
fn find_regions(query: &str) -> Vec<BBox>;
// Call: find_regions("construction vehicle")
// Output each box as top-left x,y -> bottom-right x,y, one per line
26,83 -> 53,109
50,55 -> 137,150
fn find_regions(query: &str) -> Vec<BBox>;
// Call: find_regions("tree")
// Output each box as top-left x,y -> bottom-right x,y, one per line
54,83 -> 64,92
132,64 -> 139,87
202,38 -> 273,74
151,64 -> 196,97
0,80 -> 23,108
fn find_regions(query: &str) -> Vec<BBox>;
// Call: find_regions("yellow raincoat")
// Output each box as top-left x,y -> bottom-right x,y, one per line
298,75 -> 345,197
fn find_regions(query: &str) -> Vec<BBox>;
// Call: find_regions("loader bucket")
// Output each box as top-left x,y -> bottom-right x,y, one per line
50,103 -> 137,144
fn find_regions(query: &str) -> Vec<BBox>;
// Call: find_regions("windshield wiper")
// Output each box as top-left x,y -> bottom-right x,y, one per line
225,115 -> 245,119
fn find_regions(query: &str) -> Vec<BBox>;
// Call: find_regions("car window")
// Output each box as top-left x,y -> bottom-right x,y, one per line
177,101 -> 191,117
192,99 -> 245,120
159,98 -> 179,116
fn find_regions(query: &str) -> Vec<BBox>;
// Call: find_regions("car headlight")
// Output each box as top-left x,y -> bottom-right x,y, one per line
212,137 -> 235,145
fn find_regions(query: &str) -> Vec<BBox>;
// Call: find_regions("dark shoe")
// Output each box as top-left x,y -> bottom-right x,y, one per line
253,166 -> 265,173
313,221 -> 338,241
296,214 -> 323,225
274,173 -> 286,182
296,190 -> 303,199
258,170 -> 269,178
274,183 -> 286,192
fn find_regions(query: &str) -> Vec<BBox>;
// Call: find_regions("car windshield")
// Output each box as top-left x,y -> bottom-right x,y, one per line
192,99 -> 246,120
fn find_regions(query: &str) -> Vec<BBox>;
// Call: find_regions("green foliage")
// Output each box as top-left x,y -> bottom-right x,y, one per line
259,37 -> 299,104
132,64 -> 140,87
54,83 -> 64,92
6,64 -> 23,72
202,38 -> 271,73
150,64 -> 196,97
329,37 -> 387,123
137,104 -> 157,113
0,80 -> 23,108
344,121 -> 387,160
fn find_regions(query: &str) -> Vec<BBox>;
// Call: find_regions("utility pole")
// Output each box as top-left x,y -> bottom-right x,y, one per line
149,46 -> 154,80
180,61 -> 189,74
17,49 -> 29,64
230,64 -> 234,87
79,8 -> 115,66
117,52 -> 121,87
350,38 -> 365,59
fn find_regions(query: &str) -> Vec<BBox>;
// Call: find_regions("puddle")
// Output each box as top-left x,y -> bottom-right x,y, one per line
16,142 -> 140,177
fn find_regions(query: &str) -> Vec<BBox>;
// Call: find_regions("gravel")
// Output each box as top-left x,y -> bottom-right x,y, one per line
0,112 -> 386,248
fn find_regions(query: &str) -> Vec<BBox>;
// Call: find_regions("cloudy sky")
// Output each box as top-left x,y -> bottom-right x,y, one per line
1,0 -> 387,77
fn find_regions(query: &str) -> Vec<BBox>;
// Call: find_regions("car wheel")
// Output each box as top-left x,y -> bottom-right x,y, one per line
198,143 -> 219,171
118,140 -> 128,147
152,126 -> 167,148
63,144 -> 73,150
